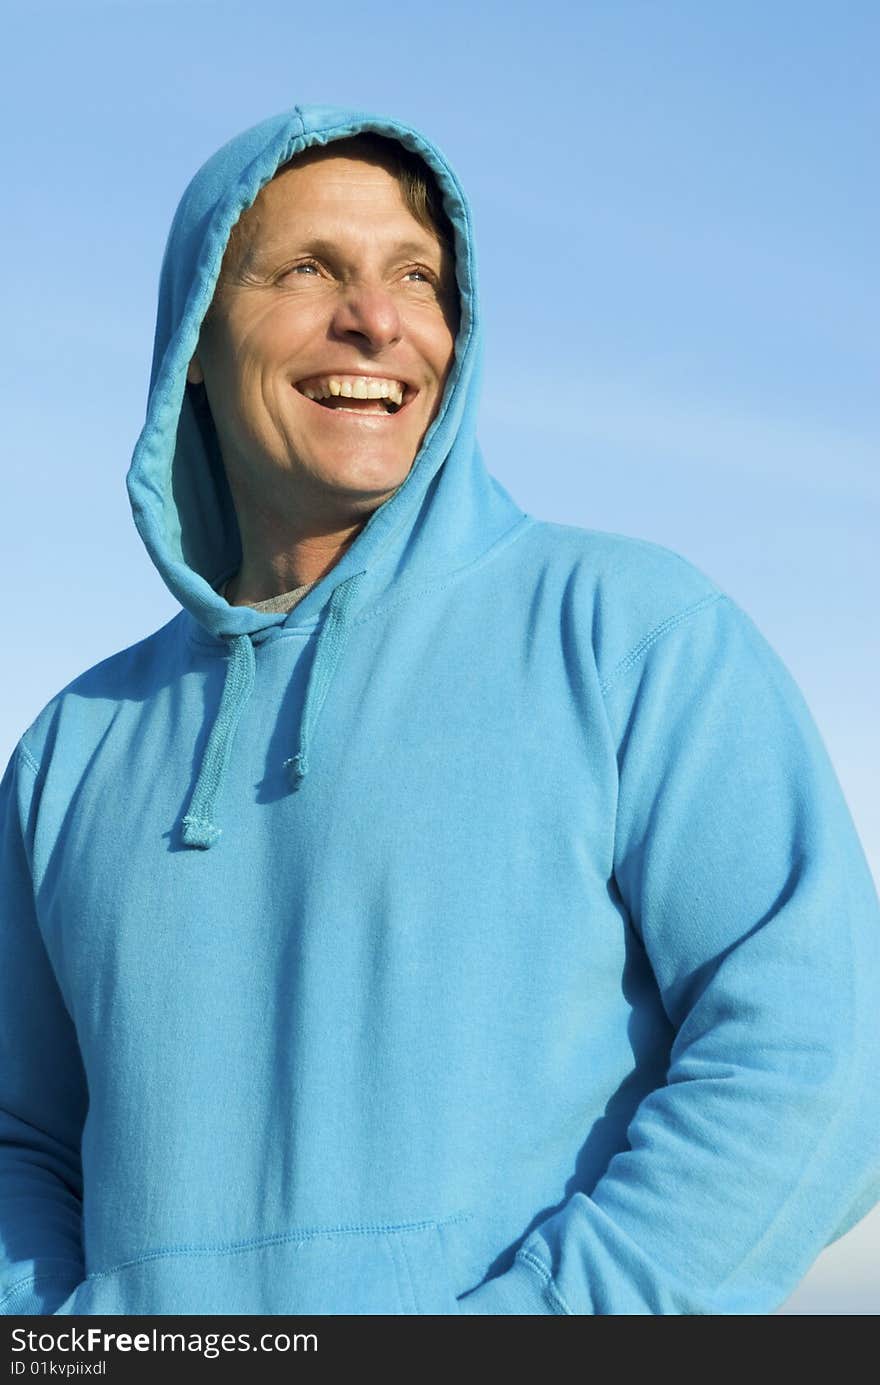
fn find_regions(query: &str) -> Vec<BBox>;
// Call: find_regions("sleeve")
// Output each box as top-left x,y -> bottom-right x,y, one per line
458,592 -> 880,1315
0,742 -> 87,1315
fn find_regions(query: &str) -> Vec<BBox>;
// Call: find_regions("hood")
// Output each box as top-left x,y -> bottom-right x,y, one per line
125,103 -> 528,849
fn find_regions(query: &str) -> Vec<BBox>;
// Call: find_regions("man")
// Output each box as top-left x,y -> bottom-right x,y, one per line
1,104 -> 879,1317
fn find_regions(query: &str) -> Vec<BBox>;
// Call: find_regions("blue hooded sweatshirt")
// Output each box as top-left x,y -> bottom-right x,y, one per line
2,104 -> 880,1319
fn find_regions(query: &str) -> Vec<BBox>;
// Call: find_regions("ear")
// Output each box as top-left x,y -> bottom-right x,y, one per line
186,354 -> 204,385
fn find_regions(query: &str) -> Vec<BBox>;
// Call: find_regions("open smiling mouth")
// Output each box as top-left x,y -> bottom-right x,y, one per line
294,374 -> 412,416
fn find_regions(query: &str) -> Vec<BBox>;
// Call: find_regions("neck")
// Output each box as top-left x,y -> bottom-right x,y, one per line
225,523 -> 369,605
219,454 -> 404,606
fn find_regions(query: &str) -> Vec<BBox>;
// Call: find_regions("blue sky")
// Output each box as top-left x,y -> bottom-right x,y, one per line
2,0 -> 877,1311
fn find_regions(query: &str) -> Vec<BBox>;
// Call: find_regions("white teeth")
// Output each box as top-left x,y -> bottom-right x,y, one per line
298,375 -> 406,405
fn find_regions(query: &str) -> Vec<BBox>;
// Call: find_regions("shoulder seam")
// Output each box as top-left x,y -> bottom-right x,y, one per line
599,592 -> 727,696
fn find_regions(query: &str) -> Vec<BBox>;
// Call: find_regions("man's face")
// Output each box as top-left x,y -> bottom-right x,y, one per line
187,150 -> 459,520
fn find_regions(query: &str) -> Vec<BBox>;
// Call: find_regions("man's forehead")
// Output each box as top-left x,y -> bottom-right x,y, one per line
247,150 -> 402,219
227,171 -> 446,276
243,220 -> 445,263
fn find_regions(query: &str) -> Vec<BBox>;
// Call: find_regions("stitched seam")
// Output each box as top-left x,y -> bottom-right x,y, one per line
85,1210 -> 475,1282
516,1250 -> 575,1315
599,592 -> 725,695
187,622 -> 319,652
0,1269 -> 82,1311
18,740 -> 41,777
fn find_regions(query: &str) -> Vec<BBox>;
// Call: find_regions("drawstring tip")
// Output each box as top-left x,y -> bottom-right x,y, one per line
181,814 -> 222,849
283,753 -> 309,788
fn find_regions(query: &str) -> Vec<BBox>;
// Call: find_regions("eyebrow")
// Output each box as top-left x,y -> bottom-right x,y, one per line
247,234 -> 445,274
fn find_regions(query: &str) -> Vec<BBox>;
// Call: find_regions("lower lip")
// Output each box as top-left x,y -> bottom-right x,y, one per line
293,388 -> 414,424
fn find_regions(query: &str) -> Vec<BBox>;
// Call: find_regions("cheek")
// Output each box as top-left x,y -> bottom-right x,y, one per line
212,303 -> 316,383
410,318 -> 457,389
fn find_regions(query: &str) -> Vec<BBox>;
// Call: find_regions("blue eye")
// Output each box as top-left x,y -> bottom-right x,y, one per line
277,262 -> 320,281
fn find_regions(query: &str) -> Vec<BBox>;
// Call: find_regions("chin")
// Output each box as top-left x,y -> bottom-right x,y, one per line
316,451 -> 416,498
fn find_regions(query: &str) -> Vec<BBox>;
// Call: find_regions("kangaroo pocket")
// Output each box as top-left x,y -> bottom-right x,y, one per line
53,1215 -> 471,1316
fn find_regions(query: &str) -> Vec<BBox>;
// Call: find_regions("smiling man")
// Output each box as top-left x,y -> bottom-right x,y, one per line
1,104 -> 879,1320
186,136 -> 460,604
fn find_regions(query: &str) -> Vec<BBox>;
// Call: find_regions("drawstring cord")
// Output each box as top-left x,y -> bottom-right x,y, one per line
181,631 -> 256,849
181,570 -> 366,850
284,570 -> 366,787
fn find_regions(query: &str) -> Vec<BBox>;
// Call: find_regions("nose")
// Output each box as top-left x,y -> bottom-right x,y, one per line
329,280 -> 402,353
